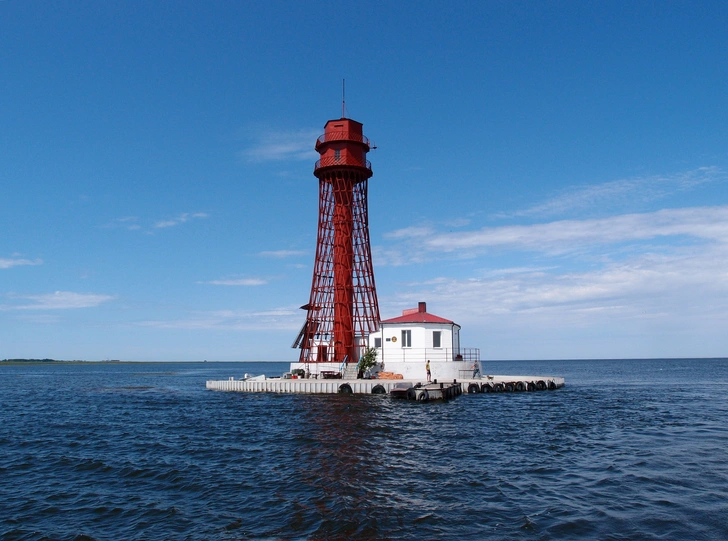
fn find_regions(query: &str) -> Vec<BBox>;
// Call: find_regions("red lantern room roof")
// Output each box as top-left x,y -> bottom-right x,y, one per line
381,302 -> 456,325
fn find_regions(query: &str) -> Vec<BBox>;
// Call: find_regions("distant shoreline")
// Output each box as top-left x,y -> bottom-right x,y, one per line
0,359 -> 290,365
1,359 -> 124,365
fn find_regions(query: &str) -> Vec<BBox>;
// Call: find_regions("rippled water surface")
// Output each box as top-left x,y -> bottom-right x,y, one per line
1,359 -> 727,540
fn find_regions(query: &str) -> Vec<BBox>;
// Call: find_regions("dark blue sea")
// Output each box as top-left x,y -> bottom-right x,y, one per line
1,359 -> 727,540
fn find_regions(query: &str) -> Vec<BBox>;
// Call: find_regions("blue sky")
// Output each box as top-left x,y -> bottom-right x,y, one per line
2,1 -> 727,361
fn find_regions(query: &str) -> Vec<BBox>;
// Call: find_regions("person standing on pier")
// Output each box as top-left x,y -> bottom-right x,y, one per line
426,360 -> 431,382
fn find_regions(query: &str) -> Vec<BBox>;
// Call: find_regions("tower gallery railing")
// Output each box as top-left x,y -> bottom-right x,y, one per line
314,156 -> 372,171
316,131 -> 370,146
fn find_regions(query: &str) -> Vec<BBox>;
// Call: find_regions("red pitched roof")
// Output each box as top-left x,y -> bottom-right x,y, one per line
382,312 -> 455,324
381,302 -> 456,325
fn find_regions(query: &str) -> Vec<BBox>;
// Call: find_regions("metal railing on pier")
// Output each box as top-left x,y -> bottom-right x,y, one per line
377,347 -> 480,364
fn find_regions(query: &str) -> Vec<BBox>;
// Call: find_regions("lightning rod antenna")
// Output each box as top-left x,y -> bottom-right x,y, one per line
342,78 -> 346,118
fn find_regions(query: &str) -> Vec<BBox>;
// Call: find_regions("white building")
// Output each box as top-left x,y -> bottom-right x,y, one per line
367,302 -> 479,380
291,301 -> 480,381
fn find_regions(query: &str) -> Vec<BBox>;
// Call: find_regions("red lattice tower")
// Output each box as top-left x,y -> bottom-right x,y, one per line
293,117 -> 380,365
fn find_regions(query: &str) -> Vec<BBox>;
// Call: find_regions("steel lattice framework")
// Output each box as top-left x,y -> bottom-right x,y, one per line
293,118 -> 380,365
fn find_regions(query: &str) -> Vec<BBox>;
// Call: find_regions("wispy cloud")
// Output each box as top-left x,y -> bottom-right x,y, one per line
103,213 -> 208,232
375,195 -> 728,357
137,307 -> 301,331
383,242 -> 728,334
423,205 -> 728,256
201,278 -> 268,286
258,250 -> 307,258
2,291 -> 116,310
101,216 -> 142,231
443,217 -> 471,228
383,226 -> 435,239
0,257 -> 43,269
478,266 -> 558,277
13,314 -> 62,324
240,128 -> 319,163
154,212 -> 209,229
499,167 -> 725,219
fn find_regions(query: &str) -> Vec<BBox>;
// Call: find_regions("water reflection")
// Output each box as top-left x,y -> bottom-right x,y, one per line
284,395 -> 390,538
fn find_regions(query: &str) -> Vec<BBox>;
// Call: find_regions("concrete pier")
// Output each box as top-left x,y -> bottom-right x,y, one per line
206,375 -> 565,395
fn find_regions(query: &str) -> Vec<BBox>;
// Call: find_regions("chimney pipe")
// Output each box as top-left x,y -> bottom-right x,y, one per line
418,302 -> 426,313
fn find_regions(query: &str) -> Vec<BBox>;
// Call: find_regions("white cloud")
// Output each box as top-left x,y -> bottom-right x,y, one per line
385,243 -> 728,330
377,205 -> 728,267
103,213 -> 207,231
0,257 -> 43,269
383,226 -> 435,239
422,205 -> 728,256
443,217 -> 471,228
241,128 -> 319,163
154,212 -> 208,229
203,278 -> 268,286
102,216 -> 142,231
137,307 -> 301,331
374,246 -> 431,267
500,166 -> 725,218
258,250 -> 307,258
3,291 -> 116,310
374,195 -> 728,357
479,266 -> 558,277
13,314 -> 62,324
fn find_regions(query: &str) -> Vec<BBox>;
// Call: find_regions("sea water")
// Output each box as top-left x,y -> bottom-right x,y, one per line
1,359 -> 727,540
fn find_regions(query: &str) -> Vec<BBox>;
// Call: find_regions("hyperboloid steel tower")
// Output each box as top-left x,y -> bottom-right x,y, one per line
293,116 -> 380,366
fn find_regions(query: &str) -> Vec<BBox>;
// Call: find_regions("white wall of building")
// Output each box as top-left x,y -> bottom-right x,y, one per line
290,308 -> 479,382
368,322 -> 462,364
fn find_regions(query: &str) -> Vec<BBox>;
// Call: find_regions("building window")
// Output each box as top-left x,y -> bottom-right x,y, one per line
433,331 -> 441,348
401,330 -> 412,348
374,337 -> 382,348
334,149 -> 341,162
